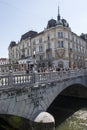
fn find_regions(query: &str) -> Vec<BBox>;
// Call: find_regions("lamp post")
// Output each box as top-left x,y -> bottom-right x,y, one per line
85,58 -> 87,68
33,51 -> 36,83
33,51 -> 35,58
33,51 -> 36,72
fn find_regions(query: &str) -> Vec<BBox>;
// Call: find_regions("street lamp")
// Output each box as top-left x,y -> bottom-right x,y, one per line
33,51 -> 37,83
33,51 -> 37,72
85,58 -> 87,68
33,50 -> 35,66
33,51 -> 35,58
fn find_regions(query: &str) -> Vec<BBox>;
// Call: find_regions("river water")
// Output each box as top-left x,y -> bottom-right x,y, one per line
48,95 -> 87,130
56,108 -> 87,130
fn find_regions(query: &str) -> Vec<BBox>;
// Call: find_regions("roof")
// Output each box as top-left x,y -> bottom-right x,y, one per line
0,58 -> 8,61
47,19 -> 56,29
9,41 -> 16,48
20,30 -> 38,40
80,33 -> 87,41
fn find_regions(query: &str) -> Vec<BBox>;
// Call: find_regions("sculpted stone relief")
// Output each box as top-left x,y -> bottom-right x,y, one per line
56,49 -> 65,58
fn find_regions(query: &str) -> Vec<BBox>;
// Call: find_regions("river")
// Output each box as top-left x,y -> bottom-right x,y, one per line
56,108 -> 87,130
47,95 -> 87,130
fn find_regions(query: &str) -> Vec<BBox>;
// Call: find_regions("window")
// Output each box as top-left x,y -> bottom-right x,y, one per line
58,32 -> 63,38
39,46 -> 43,52
58,61 -> 63,68
47,53 -> 52,59
57,41 -> 64,48
39,38 -> 42,43
48,36 -> 50,40
27,49 -> 29,55
22,44 -> 24,49
48,42 -> 51,49
33,48 -> 36,52
33,40 -> 36,45
40,55 -> 43,60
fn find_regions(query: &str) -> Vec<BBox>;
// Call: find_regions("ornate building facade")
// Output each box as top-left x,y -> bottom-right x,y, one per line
8,7 -> 87,69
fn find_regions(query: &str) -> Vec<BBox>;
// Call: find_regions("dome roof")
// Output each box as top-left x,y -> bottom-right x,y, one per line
9,41 -> 16,48
62,19 -> 69,27
56,19 -> 63,25
47,19 -> 56,29
20,30 -> 38,41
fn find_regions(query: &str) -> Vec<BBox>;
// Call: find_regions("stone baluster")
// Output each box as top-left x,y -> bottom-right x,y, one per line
8,71 -> 13,87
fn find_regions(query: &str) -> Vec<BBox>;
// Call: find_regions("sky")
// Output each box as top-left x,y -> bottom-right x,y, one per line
0,0 -> 87,58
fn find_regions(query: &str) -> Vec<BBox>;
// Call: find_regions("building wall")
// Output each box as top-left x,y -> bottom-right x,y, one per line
8,21 -> 87,69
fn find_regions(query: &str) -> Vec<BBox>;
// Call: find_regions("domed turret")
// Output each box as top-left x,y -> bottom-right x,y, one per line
56,6 -> 63,26
9,41 -> 16,48
47,19 -> 56,29
56,19 -> 63,25
62,19 -> 69,27
56,6 -> 69,28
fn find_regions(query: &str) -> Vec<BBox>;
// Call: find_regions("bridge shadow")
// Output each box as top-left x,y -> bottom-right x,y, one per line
0,114 -> 54,130
47,95 -> 87,127
0,115 -> 32,130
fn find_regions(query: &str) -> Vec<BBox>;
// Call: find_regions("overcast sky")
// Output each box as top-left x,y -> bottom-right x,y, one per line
0,0 -> 87,58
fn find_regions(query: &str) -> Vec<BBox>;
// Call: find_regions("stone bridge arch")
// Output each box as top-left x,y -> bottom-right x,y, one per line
39,76 -> 87,112
31,75 -> 87,122
0,73 -> 87,122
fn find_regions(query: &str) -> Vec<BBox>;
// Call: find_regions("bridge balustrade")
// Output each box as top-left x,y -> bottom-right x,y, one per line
0,69 -> 86,88
34,69 -> 86,84
0,75 -> 9,87
13,74 -> 34,84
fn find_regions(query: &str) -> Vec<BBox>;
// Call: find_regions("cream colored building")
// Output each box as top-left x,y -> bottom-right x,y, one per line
8,8 -> 87,69
0,58 -> 9,73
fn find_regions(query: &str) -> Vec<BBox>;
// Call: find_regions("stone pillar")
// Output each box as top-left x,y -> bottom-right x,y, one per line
32,112 -> 55,130
8,71 -> 13,87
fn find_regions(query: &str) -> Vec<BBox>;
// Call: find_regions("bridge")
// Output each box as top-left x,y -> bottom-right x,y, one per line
0,69 -> 87,125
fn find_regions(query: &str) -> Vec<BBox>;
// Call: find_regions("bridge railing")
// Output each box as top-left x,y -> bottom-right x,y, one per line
0,73 -> 34,88
34,69 -> 87,83
0,74 -> 9,86
13,73 -> 34,85
0,69 -> 87,88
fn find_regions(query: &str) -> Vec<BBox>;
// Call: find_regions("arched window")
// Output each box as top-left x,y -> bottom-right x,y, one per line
58,61 -> 63,68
